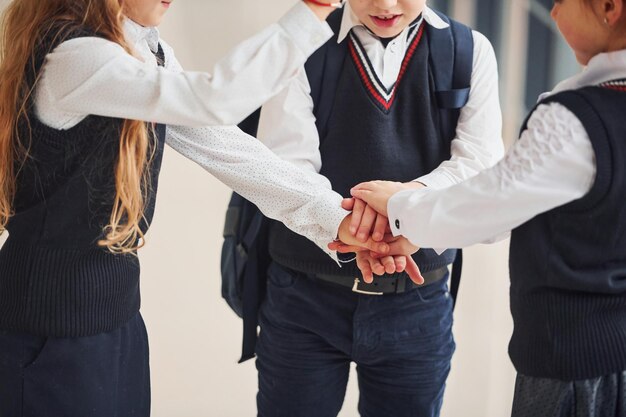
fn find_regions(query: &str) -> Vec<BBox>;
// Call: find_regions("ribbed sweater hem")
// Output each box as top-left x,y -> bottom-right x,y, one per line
0,239 -> 141,337
509,290 -> 626,380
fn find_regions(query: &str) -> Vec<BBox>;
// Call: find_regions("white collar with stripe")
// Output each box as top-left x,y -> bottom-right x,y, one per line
542,49 -> 626,99
337,3 -> 449,44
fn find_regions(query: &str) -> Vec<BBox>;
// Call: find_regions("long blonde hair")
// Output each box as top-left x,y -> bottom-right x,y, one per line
0,0 -> 155,254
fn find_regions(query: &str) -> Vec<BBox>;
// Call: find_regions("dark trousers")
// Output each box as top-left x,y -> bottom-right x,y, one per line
256,262 -> 455,417
512,372 -> 626,417
0,312 -> 150,417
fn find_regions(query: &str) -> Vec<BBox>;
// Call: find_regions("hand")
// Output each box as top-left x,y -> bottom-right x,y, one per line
345,181 -> 424,240
329,234 -> 419,257
341,198 -> 390,242
356,251 -> 424,285
350,181 -> 424,218
376,235 -> 420,257
329,214 -> 391,255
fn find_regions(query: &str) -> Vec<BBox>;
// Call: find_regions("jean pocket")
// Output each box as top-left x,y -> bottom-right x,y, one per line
24,338 -> 52,372
0,332 -> 53,371
267,262 -> 298,289
414,282 -> 450,304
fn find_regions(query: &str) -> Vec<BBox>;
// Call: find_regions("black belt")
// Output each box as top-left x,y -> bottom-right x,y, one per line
313,267 -> 448,295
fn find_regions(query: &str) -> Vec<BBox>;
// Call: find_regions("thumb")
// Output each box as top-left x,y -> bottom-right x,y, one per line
341,198 -> 355,211
361,239 -> 389,255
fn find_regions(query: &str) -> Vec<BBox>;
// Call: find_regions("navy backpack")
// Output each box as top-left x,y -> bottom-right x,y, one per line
221,9 -> 474,362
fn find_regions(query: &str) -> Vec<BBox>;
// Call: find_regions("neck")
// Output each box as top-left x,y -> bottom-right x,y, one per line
606,36 -> 626,53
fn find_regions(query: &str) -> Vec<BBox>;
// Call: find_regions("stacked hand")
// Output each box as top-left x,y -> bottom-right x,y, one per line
329,181 -> 425,285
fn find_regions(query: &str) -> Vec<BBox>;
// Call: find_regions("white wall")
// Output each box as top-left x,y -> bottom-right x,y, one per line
0,0 -> 516,416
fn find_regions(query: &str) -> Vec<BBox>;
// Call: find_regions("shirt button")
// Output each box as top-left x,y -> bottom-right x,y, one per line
395,219 -> 400,229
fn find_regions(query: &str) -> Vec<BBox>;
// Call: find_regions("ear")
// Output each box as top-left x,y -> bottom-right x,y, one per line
604,0 -> 623,25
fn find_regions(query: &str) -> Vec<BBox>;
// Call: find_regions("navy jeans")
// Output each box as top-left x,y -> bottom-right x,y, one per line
256,262 -> 455,417
0,312 -> 150,417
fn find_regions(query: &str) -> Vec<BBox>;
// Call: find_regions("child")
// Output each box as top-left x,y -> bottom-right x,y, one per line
253,0 -> 503,415
349,0 -> 626,415
0,0 -> 385,415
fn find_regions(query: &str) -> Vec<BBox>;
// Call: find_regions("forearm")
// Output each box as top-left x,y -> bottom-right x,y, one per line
37,2 -> 334,128
166,125 -> 347,255
390,104 -> 596,249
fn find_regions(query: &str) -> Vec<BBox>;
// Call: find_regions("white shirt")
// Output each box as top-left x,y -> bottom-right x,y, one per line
256,3 -> 504,189
387,50 -> 626,249
33,2 -> 348,257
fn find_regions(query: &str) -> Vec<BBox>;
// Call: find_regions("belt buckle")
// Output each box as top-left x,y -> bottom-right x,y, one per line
352,278 -> 384,296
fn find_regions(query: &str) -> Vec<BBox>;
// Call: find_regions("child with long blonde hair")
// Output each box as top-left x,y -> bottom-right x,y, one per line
0,0 -> 387,414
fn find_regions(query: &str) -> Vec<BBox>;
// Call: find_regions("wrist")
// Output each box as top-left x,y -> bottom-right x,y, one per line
404,181 -> 426,190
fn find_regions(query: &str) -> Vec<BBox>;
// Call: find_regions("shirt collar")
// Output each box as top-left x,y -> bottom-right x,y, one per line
337,3 -> 449,44
123,18 -> 160,53
546,49 -> 626,98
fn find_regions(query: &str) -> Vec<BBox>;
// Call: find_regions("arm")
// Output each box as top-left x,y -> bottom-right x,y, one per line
354,103 -> 596,249
166,125 -> 390,259
36,3 -> 333,128
256,68 -> 322,172
415,31 -> 505,189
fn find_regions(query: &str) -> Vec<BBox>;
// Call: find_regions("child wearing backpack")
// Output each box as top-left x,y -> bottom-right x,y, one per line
348,0 -> 626,415
252,0 -> 504,415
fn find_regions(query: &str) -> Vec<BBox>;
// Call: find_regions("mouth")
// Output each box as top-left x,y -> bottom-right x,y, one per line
370,14 -> 402,28
161,1 -> 171,8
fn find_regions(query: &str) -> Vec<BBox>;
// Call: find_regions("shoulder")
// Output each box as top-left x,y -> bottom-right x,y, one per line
470,30 -> 495,60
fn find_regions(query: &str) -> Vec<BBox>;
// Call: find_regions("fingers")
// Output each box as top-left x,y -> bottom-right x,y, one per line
341,198 -> 355,211
393,256 -> 407,273
361,238 -> 389,255
356,205 -> 377,242
385,237 -> 419,256
380,256 -> 397,275
404,256 -> 424,285
351,181 -> 378,192
350,199 -> 367,235
327,241 -> 370,253
372,214 -> 389,242
356,253 -> 374,283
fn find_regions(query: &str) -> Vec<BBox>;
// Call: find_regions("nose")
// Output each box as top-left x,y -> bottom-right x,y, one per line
373,0 -> 398,11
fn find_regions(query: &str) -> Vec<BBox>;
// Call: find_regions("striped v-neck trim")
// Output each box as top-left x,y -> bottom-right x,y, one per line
599,78 -> 626,92
348,22 -> 425,112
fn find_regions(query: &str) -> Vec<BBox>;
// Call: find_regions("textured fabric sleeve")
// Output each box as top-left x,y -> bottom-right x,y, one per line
165,124 -> 347,260
34,2 -> 332,129
388,103 -> 596,248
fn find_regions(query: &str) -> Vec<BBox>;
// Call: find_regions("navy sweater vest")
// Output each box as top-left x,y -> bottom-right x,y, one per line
508,87 -> 626,380
0,28 -> 166,337
269,23 -> 457,277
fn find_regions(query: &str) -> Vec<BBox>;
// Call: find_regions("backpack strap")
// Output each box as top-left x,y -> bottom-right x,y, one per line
427,11 -> 474,143
306,8 -> 348,140
426,12 -> 473,310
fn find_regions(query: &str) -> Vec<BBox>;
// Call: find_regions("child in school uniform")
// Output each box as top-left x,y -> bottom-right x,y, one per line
0,0 -> 389,415
348,0 -> 626,415
253,0 -> 504,415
